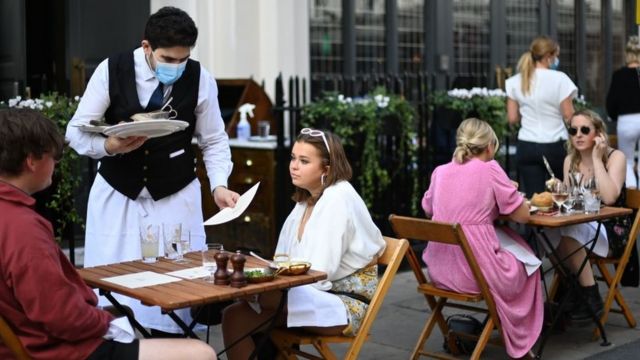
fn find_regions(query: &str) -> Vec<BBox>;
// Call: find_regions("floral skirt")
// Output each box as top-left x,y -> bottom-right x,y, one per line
331,265 -> 378,337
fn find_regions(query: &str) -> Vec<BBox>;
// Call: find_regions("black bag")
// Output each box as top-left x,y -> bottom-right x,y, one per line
442,314 -> 483,355
602,202 -> 639,287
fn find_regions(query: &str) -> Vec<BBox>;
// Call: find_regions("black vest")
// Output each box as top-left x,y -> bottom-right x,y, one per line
98,50 -> 200,200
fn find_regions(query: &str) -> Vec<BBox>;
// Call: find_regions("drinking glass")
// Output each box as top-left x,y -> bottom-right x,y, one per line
563,191 -> 576,215
584,191 -> 601,214
162,223 -> 181,261
551,182 -> 569,215
202,243 -> 223,283
139,223 -> 160,263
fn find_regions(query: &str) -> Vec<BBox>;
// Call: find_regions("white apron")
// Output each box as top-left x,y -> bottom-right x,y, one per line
85,174 -> 207,333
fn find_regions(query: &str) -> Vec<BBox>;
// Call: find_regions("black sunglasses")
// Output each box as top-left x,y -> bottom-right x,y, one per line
567,126 -> 592,136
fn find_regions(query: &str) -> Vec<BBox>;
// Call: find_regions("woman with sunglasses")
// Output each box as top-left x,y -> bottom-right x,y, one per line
545,110 -> 626,321
506,36 -> 577,197
221,128 -> 385,360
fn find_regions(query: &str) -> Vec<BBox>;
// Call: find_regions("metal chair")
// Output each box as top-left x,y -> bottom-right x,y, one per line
270,236 -> 409,360
389,214 -> 504,360
0,314 -> 30,360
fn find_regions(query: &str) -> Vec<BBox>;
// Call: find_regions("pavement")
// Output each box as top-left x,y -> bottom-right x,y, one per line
201,268 -> 640,359
67,247 -> 640,359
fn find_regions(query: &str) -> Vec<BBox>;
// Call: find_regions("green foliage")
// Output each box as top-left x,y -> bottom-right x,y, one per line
430,88 -> 510,141
1,94 -> 83,241
300,88 -> 419,214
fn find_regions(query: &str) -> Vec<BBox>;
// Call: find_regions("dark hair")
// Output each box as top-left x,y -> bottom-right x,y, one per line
0,109 -> 64,177
144,6 -> 198,49
292,129 -> 352,204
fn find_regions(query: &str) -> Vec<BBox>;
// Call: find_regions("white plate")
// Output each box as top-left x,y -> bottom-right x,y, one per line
529,206 -> 538,213
102,120 -> 189,138
248,135 -> 277,142
73,124 -> 109,133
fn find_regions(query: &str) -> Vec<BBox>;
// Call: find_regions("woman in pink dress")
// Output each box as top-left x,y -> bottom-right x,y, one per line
422,118 -> 543,359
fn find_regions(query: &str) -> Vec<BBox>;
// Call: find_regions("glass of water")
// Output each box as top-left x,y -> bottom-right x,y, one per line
202,243 -> 223,283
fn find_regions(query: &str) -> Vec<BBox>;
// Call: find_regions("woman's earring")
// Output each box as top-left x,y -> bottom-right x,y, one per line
321,174 -> 326,186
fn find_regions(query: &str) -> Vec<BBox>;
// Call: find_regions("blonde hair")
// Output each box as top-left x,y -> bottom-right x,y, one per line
626,36 -> 640,65
516,36 -> 559,95
567,110 -> 609,172
453,118 -> 499,164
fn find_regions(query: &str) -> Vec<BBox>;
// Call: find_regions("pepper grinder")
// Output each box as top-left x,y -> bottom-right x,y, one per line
230,250 -> 247,288
214,251 -> 230,285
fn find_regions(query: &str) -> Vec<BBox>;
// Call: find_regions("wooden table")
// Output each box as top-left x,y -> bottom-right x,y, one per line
78,252 -> 327,339
523,206 -> 632,359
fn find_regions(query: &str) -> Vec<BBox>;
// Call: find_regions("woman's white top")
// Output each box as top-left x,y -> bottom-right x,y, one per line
505,68 -> 577,143
276,181 -> 386,327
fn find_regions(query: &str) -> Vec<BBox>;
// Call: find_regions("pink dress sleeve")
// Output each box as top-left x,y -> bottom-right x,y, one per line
422,168 -> 438,215
489,160 -> 523,215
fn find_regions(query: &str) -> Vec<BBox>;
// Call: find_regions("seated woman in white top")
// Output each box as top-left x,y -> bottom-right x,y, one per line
221,128 -> 386,360
546,110 -> 626,321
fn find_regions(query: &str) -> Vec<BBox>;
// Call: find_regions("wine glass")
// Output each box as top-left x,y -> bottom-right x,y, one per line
202,243 -> 223,283
551,182 -> 569,215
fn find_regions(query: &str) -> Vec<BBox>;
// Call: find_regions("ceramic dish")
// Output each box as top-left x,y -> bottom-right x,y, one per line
244,267 -> 276,283
277,261 -> 312,276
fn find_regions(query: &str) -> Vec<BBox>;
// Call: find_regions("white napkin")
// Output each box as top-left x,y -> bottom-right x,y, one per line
496,228 -> 542,276
103,317 -> 136,343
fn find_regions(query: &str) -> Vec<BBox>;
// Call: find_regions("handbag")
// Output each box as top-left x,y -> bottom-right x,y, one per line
442,314 -> 482,355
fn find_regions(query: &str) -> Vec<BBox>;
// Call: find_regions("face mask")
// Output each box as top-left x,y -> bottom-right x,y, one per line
152,52 -> 187,85
550,57 -> 560,70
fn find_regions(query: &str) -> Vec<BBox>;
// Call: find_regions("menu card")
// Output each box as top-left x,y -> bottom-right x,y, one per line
102,271 -> 182,289
204,182 -> 260,226
165,266 -> 213,280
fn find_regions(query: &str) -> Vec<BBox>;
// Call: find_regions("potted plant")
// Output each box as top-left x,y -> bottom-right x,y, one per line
1,94 -> 83,242
300,87 -> 420,216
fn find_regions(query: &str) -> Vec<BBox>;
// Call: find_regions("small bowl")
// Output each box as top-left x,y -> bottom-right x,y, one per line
278,261 -> 312,276
244,267 -> 276,283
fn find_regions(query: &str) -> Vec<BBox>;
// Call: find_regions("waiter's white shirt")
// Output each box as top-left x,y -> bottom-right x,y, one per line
505,68 -> 577,143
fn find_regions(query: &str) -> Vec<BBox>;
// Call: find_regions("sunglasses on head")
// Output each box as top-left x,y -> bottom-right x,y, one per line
567,126 -> 592,136
300,128 -> 330,153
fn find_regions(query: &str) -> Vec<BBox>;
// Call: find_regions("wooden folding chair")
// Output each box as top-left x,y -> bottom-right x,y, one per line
590,188 -> 640,332
270,236 -> 409,360
0,314 -> 30,360
389,214 -> 503,360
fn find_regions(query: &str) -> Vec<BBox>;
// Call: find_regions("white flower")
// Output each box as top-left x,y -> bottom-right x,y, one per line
8,98 -> 19,107
74,95 -> 80,101
35,98 -> 44,105
45,101 -> 53,108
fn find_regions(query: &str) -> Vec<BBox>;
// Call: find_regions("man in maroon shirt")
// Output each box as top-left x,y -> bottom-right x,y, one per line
0,109 -> 216,360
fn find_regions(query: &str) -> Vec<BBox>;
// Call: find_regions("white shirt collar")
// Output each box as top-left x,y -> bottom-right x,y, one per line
134,47 -> 156,82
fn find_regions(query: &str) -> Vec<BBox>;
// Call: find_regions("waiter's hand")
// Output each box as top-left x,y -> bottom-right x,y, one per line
213,186 -> 240,208
104,136 -> 147,155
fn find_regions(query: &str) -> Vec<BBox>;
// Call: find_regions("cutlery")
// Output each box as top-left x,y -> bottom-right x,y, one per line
89,119 -> 109,127
542,155 -> 555,178
249,251 -> 278,268
160,97 -> 173,112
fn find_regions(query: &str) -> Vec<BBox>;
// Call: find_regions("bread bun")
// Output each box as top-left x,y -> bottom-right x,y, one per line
531,192 -> 553,208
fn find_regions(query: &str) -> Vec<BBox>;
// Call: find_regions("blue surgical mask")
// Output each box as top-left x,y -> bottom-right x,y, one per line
152,52 -> 187,85
550,57 -> 560,70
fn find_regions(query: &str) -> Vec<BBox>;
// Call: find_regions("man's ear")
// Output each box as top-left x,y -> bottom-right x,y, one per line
23,154 -> 37,173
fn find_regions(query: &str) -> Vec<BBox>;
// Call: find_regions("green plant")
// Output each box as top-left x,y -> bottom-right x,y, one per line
430,88 -> 510,141
300,87 -> 419,214
1,94 -> 83,241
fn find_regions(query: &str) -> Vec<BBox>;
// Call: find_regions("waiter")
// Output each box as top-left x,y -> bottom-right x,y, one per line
66,6 -> 239,336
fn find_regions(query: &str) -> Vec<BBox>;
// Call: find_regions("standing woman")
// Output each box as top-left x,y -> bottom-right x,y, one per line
506,36 -> 578,197
606,35 -> 640,188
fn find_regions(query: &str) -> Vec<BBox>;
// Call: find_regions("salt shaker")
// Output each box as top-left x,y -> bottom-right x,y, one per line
214,251 -> 230,285
230,251 -> 247,288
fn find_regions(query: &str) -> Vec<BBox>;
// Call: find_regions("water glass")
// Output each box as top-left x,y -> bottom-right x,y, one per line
584,192 -> 601,214
139,223 -> 160,263
202,243 -> 223,283
162,223 -> 181,260
258,120 -> 271,137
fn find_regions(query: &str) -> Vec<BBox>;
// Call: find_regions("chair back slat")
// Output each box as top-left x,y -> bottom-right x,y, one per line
345,236 -> 408,359
0,315 -> 30,360
626,188 -> 640,210
389,214 -> 502,334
